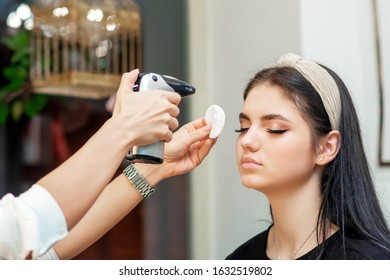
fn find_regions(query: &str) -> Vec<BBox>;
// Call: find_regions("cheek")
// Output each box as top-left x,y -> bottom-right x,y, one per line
267,136 -> 315,173
273,139 -> 310,158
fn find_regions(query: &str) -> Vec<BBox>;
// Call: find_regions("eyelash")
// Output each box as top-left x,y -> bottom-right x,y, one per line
267,129 -> 288,134
234,128 -> 249,133
234,128 -> 288,134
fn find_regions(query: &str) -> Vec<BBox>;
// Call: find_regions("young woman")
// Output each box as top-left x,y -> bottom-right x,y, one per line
226,53 -> 390,259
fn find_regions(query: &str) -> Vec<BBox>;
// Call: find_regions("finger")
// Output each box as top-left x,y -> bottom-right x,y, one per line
119,69 -> 140,92
195,138 -> 216,161
169,104 -> 180,118
163,131 -> 173,143
182,124 -> 212,147
190,135 -> 216,151
192,117 -> 207,128
176,118 -> 207,135
169,117 -> 179,132
187,117 -> 208,131
165,91 -> 182,106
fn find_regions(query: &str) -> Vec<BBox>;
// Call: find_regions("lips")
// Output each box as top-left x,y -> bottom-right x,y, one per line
241,156 -> 262,168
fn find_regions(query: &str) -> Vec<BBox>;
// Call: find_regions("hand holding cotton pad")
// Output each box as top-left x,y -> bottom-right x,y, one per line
205,105 -> 225,138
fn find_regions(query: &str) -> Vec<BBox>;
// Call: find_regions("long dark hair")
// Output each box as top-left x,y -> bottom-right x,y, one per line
244,65 -> 390,258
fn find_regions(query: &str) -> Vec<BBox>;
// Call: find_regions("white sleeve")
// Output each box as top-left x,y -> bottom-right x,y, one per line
0,184 -> 68,259
37,247 -> 59,260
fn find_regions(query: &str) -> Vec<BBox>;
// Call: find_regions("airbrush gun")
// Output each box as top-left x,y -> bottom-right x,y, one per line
126,73 -> 196,164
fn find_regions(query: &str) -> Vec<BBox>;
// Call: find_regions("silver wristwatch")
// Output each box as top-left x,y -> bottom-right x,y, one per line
123,164 -> 155,199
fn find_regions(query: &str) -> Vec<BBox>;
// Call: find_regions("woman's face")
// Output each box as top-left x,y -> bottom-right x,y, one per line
236,83 -> 318,193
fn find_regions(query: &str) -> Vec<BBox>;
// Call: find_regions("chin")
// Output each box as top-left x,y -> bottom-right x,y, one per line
241,174 -> 276,192
241,176 -> 267,191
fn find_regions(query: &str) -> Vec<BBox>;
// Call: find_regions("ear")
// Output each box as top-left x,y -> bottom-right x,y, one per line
316,130 -> 341,165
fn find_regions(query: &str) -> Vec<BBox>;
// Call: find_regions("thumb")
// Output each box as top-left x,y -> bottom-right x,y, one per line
113,69 -> 140,116
119,69 -> 140,92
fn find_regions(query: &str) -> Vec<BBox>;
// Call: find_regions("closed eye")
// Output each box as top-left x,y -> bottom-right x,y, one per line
267,129 -> 288,134
234,128 -> 249,133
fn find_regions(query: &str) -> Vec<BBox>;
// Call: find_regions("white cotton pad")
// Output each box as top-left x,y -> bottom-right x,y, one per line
205,104 -> 225,139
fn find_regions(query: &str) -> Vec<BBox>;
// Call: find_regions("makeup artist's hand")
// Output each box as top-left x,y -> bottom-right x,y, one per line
133,117 -> 215,186
107,69 -> 182,147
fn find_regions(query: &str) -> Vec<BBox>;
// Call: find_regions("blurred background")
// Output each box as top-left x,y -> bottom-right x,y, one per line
0,0 -> 389,260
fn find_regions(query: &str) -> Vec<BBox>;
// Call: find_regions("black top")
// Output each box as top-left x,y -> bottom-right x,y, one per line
226,227 -> 390,260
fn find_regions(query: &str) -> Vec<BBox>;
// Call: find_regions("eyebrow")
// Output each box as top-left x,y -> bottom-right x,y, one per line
238,112 -> 250,120
238,112 -> 292,123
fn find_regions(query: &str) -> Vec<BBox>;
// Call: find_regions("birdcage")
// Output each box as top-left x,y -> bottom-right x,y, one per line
30,0 -> 142,99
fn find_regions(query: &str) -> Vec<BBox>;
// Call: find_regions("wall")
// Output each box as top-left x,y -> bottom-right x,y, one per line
188,0 -> 390,259
187,0 -> 300,259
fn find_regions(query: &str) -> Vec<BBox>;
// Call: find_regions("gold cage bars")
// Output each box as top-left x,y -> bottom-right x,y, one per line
30,0 -> 142,99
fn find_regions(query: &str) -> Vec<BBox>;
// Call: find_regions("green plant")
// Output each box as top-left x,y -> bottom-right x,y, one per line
0,30 -> 48,125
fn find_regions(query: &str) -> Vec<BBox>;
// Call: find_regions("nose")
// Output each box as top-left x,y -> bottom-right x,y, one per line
239,127 -> 260,152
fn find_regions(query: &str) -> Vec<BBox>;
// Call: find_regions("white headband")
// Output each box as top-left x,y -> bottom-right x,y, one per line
276,53 -> 341,130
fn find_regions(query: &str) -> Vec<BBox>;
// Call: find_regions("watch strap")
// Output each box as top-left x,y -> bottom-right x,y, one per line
123,164 -> 155,199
